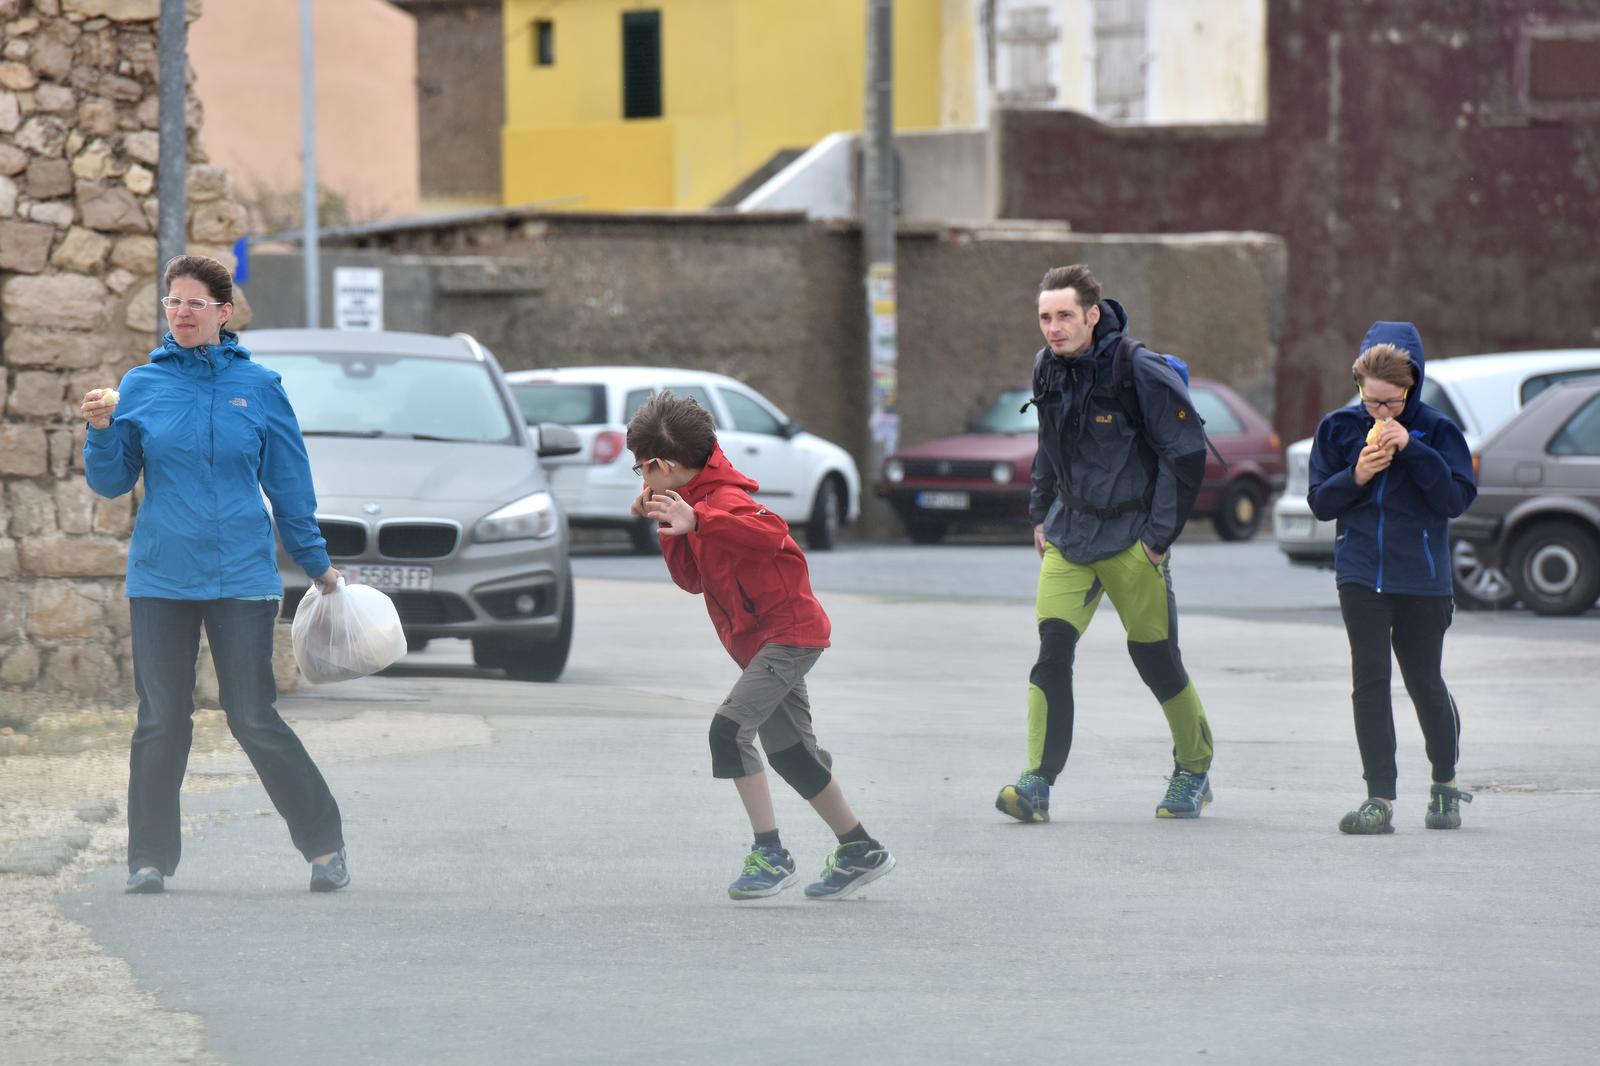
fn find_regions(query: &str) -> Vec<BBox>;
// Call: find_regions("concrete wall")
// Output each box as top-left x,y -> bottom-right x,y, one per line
391,0 -> 501,211
249,213 -> 1285,479
995,0 -> 1600,441
190,0 -> 419,221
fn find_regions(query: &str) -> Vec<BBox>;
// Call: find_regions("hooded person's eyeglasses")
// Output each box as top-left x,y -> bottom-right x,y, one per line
1360,387 -> 1409,413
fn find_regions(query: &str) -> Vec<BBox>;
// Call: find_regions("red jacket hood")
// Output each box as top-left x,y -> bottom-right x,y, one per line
680,444 -> 758,501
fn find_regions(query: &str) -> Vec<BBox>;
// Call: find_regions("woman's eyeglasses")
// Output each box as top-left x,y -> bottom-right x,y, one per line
160,297 -> 226,311
631,457 -> 676,477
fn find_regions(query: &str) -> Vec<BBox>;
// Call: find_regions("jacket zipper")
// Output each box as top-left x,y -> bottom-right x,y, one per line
1423,528 -> 1436,580
734,577 -> 759,621
1374,470 -> 1387,592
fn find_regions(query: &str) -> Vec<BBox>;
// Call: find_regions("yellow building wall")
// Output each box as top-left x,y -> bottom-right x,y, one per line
1147,0 -> 1267,123
502,0 -> 947,211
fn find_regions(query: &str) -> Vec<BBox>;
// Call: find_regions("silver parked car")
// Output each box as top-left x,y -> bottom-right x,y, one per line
250,329 -> 581,682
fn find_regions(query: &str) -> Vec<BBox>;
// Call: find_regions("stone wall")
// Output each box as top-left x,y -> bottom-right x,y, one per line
0,0 -> 250,702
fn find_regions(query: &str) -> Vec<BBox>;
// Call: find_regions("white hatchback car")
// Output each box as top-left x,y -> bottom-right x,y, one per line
504,366 -> 862,553
1273,349 -> 1600,606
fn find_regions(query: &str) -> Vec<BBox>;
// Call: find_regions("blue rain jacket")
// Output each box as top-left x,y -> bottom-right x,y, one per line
1307,321 -> 1476,596
84,330 -> 330,599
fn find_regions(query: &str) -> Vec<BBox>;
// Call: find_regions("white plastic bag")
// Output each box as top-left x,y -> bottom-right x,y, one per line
291,578 -> 408,684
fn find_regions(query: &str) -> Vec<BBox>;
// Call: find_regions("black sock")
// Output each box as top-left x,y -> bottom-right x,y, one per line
838,823 -> 875,847
754,829 -> 781,849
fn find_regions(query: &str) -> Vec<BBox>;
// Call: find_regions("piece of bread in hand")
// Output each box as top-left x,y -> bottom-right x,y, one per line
1366,418 -> 1395,454
92,387 -> 120,405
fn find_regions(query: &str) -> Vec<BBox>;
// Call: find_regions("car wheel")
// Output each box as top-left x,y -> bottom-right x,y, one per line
805,475 -> 846,551
905,519 -> 948,545
1508,520 -> 1600,617
628,517 -> 661,555
502,571 -> 575,681
1212,479 -> 1265,542
405,635 -> 430,653
1450,537 -> 1515,611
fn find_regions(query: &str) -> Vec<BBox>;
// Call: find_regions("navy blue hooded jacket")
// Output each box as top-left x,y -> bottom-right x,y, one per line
1307,322 -> 1476,596
84,330 -> 330,600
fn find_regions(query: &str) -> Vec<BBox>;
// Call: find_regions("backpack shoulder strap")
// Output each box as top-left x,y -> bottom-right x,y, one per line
1111,335 -> 1146,429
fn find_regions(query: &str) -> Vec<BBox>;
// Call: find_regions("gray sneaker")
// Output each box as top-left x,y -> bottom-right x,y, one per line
1425,784 -> 1473,830
1339,798 -> 1394,835
309,849 -> 350,892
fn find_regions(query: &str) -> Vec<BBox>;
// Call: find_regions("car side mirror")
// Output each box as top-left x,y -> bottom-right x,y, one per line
535,422 -> 582,458
779,421 -> 802,439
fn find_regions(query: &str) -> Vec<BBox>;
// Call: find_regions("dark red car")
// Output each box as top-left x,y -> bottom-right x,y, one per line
877,379 -> 1286,543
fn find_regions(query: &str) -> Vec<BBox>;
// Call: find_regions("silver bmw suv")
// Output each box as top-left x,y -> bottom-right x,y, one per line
250,329 -> 580,682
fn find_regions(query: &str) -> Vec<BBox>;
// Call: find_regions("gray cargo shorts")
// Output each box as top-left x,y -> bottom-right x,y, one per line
712,644 -> 825,778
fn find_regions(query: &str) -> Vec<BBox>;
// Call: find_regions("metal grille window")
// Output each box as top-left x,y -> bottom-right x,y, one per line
534,19 -> 554,67
622,11 -> 663,119
995,5 -> 1058,107
1093,0 -> 1147,121
378,523 -> 460,560
317,520 -> 368,558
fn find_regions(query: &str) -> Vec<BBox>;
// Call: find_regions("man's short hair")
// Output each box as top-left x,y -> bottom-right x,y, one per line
1351,343 -> 1416,390
1039,264 -> 1101,309
625,390 -> 717,467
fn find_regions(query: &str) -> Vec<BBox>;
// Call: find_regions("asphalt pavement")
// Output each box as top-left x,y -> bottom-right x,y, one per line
61,540 -> 1600,1065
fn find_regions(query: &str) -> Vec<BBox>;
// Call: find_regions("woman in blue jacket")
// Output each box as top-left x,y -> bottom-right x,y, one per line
1308,322 -> 1478,834
81,255 -> 349,894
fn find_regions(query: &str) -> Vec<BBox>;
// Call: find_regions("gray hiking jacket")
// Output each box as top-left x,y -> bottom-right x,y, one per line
1027,300 -> 1208,565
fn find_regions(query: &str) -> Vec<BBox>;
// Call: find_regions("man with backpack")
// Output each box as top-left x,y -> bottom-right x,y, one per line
995,264 -> 1218,824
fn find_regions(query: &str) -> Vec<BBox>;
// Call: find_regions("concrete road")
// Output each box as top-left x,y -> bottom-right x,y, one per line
62,543 -> 1600,1065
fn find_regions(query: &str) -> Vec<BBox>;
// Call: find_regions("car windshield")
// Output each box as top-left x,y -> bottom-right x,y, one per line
257,352 -> 518,444
971,389 -> 1037,434
510,382 -> 608,425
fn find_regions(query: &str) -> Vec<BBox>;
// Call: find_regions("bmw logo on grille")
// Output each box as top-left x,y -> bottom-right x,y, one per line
936,461 -> 952,476
363,503 -> 381,515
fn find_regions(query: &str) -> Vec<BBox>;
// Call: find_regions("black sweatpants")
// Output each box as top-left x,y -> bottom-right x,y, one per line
1337,583 -> 1461,799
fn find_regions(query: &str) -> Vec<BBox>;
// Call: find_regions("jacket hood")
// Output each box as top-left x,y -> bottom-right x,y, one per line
1358,321 -> 1426,424
151,329 -> 250,367
1090,298 -> 1129,355
682,443 -> 759,500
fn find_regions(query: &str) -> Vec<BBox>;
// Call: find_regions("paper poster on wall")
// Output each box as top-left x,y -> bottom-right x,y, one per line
334,267 -> 383,331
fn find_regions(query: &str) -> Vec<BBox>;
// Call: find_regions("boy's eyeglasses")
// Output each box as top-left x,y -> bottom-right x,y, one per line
631,457 -> 676,477
160,297 -> 226,311
1359,387 -> 1409,413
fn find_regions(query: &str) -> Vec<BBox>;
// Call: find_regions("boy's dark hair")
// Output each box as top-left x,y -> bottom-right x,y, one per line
1039,264 -> 1101,309
626,390 -> 717,467
164,254 -> 234,304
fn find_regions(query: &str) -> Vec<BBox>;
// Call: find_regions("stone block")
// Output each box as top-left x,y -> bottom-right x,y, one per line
188,163 -> 229,202
6,480 -> 57,536
33,80 -> 73,112
18,534 -> 127,577
0,89 -> 19,134
109,232 -> 155,272
48,427 -> 77,477
78,95 -> 115,134
63,0 -> 161,23
26,580 -> 106,638
3,327 -> 109,368
9,369 -> 66,419
50,225 -> 111,271
123,161 -> 151,195
71,139 -> 112,180
0,218 -> 52,271
0,425 -> 49,476
1,273 -> 110,328
42,644 -> 121,698
55,478 -> 96,535
0,576 -> 22,629
0,142 -> 27,174
0,643 -> 41,685
0,173 -> 14,216
0,59 -> 36,90
105,266 -> 134,292
15,113 -> 67,156
96,71 -> 140,102
121,128 -> 157,164
189,198 -> 245,243
0,540 -> 16,579
76,178 -> 148,232
123,278 -> 156,331
25,200 -> 74,227
29,33 -> 75,83
24,156 -> 71,197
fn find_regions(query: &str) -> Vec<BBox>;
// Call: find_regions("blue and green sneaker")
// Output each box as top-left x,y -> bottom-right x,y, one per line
1156,769 -> 1213,819
803,841 -> 896,900
1339,797 -> 1394,835
996,772 -> 1050,823
728,844 -> 797,900
1425,783 -> 1472,830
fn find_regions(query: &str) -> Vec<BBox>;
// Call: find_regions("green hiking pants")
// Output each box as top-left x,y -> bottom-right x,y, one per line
1025,541 -> 1213,782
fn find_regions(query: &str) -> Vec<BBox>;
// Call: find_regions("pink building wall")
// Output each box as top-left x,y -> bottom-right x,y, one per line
190,0 -> 420,226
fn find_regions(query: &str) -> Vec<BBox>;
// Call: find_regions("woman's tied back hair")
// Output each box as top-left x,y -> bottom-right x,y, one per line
625,390 -> 718,468
163,254 -> 234,304
1352,343 -> 1416,390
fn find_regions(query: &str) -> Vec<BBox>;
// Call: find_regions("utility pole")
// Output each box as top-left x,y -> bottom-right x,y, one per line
300,0 -> 321,327
862,0 -> 898,477
156,0 -> 187,342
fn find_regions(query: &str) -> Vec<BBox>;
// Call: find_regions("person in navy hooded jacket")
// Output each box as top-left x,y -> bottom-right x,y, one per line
81,255 -> 349,894
1308,322 -> 1478,835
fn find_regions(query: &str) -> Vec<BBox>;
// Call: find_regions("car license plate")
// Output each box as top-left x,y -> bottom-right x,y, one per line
340,564 -> 432,591
917,491 -> 970,511
1278,516 -> 1315,538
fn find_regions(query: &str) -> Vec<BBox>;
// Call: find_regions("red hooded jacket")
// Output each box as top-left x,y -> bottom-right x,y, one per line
658,444 -> 831,668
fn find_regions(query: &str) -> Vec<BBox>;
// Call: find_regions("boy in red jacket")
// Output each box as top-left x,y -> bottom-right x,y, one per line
626,392 -> 895,901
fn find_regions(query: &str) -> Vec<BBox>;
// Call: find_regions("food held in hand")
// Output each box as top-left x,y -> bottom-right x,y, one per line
1366,418 -> 1395,454
93,387 -> 120,405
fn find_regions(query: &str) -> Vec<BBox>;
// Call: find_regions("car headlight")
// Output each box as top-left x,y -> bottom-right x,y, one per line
884,459 -> 905,483
992,463 -> 1014,485
475,492 -> 559,542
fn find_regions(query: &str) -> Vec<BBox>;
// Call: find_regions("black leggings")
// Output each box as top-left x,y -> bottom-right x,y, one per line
1337,584 -> 1461,799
